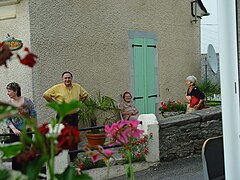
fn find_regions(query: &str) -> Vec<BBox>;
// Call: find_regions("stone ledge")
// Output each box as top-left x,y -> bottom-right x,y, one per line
159,106 -> 222,128
159,114 -> 201,128
82,161 -> 150,180
194,106 -> 222,122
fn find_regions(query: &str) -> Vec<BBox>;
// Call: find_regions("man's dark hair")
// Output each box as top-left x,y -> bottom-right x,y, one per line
6,82 -> 21,96
62,71 -> 73,77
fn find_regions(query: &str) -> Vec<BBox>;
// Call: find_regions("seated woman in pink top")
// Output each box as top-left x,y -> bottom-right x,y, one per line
119,91 -> 139,120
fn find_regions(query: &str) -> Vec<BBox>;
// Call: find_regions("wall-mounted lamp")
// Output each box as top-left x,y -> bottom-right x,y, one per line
191,0 -> 210,23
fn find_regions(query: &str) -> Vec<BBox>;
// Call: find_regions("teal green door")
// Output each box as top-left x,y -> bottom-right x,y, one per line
132,38 -> 158,114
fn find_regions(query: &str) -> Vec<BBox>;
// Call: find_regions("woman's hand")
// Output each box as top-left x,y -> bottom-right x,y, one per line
9,124 -> 21,136
128,112 -> 133,116
12,127 -> 21,136
132,111 -> 138,115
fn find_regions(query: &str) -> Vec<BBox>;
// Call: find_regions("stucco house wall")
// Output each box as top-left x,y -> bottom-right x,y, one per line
0,0 -> 33,101
1,0 -> 201,124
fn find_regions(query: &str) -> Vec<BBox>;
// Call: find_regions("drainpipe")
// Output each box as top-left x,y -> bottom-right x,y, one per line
218,0 -> 240,179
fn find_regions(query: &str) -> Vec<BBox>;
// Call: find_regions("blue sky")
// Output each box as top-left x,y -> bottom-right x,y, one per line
201,0 -> 218,53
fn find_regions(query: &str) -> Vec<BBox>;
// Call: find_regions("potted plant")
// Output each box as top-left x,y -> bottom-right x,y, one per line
159,99 -> 187,118
78,91 -> 119,146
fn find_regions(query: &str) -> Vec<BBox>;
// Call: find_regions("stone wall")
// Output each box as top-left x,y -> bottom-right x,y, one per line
159,106 -> 222,161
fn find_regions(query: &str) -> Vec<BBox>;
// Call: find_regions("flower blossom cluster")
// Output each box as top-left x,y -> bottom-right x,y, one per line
84,145 -> 114,164
104,120 -> 144,147
16,123 -> 80,163
159,98 -> 186,113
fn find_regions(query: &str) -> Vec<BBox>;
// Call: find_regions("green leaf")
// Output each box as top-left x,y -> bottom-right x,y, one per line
0,142 -> 23,159
47,100 -> 84,118
0,169 -> 11,179
0,101 -> 17,120
25,155 -> 48,180
55,166 -> 92,180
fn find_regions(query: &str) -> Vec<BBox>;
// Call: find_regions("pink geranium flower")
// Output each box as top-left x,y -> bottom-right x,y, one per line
104,149 -> 114,157
104,119 -> 144,148
91,153 -> 100,163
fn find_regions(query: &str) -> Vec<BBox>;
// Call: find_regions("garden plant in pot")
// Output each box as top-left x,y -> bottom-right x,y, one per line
78,91 -> 119,147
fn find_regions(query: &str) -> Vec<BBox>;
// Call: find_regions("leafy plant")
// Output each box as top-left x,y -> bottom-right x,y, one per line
159,99 -> 186,114
117,133 -> 152,164
74,155 -> 106,170
78,91 -> 119,131
0,100 -> 92,180
206,101 -> 221,106
197,80 -> 221,100
104,120 -> 144,180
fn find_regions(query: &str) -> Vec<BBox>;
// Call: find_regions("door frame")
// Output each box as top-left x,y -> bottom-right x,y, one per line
128,30 -> 160,116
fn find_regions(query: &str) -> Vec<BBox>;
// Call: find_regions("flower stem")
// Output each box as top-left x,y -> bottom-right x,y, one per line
105,160 -> 110,180
127,149 -> 134,180
48,137 -> 55,180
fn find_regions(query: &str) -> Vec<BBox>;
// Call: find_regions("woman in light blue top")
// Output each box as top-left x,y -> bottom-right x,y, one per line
5,82 -> 37,171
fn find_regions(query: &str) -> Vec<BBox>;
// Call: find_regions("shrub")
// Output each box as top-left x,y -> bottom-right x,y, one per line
197,80 -> 221,99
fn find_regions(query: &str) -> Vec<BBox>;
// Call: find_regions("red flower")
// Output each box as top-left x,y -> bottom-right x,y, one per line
79,162 -> 85,170
149,132 -> 153,138
18,47 -> 38,67
178,101 -> 182,104
144,147 -> 149,155
122,155 -> 125,159
162,105 -> 167,109
140,138 -> 146,143
16,146 -> 38,164
0,43 -> 12,68
57,125 -> 80,150
136,153 -> 141,158
38,123 -> 49,136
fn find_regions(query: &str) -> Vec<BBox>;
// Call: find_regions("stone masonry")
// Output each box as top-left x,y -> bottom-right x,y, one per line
159,106 -> 222,161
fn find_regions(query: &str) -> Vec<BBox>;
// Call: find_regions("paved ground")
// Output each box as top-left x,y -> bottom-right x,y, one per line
3,155 -> 204,180
111,155 -> 203,180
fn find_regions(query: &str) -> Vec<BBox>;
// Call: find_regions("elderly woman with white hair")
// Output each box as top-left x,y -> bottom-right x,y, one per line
184,76 -> 205,113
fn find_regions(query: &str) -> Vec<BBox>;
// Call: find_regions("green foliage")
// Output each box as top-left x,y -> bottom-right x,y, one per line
0,101 -> 17,121
55,166 -> 92,180
0,100 -> 85,180
25,156 -> 48,180
0,142 -> 23,159
197,80 -> 221,98
48,100 -> 84,119
159,99 -> 186,114
79,91 -> 119,128
118,134 -> 152,164
0,169 -> 10,179
75,155 -> 106,170
206,101 -> 221,106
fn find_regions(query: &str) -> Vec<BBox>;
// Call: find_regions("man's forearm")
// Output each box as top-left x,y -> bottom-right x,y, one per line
43,95 -> 53,102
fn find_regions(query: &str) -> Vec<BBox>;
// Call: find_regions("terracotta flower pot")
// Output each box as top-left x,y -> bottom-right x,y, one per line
86,132 -> 106,147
